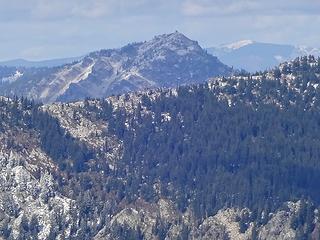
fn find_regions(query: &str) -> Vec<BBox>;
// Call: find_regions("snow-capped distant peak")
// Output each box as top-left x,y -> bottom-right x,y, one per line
223,40 -> 255,50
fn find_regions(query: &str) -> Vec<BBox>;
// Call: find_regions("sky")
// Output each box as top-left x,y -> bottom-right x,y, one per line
1,0 -> 320,60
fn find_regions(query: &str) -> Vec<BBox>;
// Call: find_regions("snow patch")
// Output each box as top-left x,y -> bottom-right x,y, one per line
1,71 -> 23,83
223,40 -> 254,50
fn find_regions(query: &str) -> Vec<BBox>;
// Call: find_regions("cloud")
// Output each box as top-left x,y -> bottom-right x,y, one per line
19,46 -> 47,59
0,0 -> 319,60
0,0 -> 172,21
2,0 -> 320,21
181,0 -> 258,16
29,0 -> 112,20
180,0 -> 320,17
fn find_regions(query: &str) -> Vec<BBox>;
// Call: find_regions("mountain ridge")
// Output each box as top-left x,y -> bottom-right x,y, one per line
0,32 -> 231,103
0,57 -> 82,68
208,40 -> 320,72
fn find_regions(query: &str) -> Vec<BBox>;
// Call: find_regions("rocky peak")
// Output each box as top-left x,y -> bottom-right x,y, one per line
139,31 -> 203,56
0,32 -> 230,103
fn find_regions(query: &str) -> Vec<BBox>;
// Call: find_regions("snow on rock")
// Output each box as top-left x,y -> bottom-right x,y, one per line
158,199 -> 178,223
1,70 -> 23,83
191,208 -> 253,240
39,58 -> 96,102
43,100 -> 123,168
0,129 -> 57,174
0,152 -> 73,240
222,40 -> 255,50
43,101 -> 106,145
258,202 -> 299,240
94,198 -> 180,240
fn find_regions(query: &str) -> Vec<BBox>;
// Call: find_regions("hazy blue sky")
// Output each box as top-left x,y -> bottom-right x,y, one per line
1,0 -> 320,60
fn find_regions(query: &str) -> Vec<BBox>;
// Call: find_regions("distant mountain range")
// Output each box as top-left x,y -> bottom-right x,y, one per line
0,32 -> 231,103
207,40 -> 320,72
2,34 -> 320,104
0,57 -> 82,68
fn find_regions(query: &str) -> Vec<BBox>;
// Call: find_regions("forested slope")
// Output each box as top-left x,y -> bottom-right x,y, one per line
1,56 -> 320,239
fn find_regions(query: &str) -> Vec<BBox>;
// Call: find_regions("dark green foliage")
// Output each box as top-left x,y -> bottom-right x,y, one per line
238,211 -> 250,233
31,108 -> 93,172
111,224 -> 144,240
291,200 -> 316,239
178,223 -> 190,240
104,58 -> 320,220
29,215 -> 40,239
0,97 -> 93,172
152,217 -> 171,240
16,214 -> 40,240
0,214 -> 11,239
